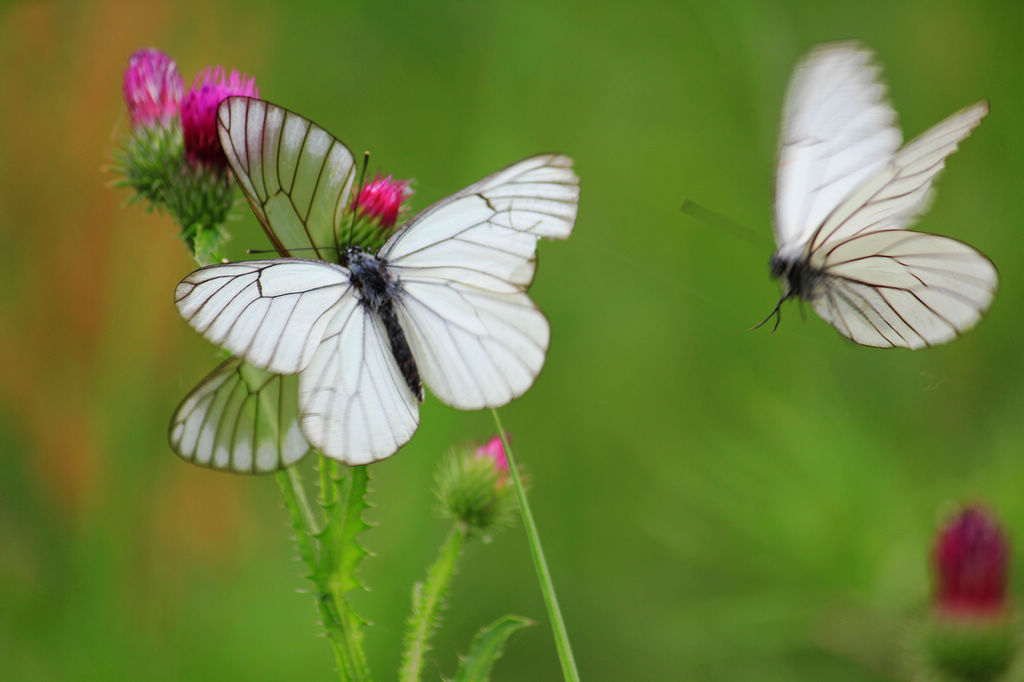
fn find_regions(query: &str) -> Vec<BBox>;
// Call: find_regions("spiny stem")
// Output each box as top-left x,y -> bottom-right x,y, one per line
399,523 -> 468,682
490,409 -> 579,682
278,461 -> 368,682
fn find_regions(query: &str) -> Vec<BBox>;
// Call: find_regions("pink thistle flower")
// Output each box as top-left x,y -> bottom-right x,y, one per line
123,49 -> 184,128
352,174 -> 413,228
181,66 -> 258,167
476,435 -> 509,477
933,506 -> 1009,616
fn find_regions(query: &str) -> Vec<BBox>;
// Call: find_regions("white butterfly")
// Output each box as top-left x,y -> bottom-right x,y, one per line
764,42 -> 996,348
171,96 -> 579,468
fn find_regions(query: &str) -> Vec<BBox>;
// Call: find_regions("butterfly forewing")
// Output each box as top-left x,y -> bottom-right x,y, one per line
775,42 -> 900,254
175,259 -> 353,375
170,357 -> 311,473
218,96 -> 356,258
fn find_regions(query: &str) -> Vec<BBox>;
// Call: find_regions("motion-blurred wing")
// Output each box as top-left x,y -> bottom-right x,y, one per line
813,230 -> 996,348
775,42 -> 900,253
217,96 -> 355,259
170,357 -> 311,473
808,101 -> 988,255
382,154 -> 579,408
175,259 -> 351,374
299,295 -> 420,464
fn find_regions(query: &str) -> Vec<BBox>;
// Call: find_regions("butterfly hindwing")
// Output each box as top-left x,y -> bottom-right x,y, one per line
169,357 -> 311,473
812,230 -> 997,348
299,293 -> 420,464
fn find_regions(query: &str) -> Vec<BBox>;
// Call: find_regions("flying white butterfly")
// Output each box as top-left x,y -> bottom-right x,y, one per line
762,42 -> 996,348
170,96 -> 579,468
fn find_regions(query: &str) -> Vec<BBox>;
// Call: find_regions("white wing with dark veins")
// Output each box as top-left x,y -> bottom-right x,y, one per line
775,42 -> 901,253
217,96 -> 355,258
299,294 -> 420,464
383,154 -> 579,408
170,357 -> 311,473
812,230 -> 997,348
175,259 -> 352,375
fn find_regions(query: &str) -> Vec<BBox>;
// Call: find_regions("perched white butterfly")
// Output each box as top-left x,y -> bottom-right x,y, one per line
171,96 -> 579,468
763,42 -> 996,348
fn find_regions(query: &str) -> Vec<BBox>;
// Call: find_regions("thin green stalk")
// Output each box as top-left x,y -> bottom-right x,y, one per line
400,523 -> 468,682
490,409 -> 580,682
275,467 -> 320,569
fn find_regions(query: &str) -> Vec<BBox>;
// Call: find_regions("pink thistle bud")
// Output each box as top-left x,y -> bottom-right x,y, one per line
476,435 -> 509,478
352,174 -> 412,228
933,506 -> 1009,616
181,66 -> 258,168
123,49 -> 184,128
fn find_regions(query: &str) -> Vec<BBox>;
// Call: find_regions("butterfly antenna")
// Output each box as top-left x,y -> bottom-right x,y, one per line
680,199 -> 769,251
247,247 -> 329,256
345,151 -> 372,248
750,296 -> 785,333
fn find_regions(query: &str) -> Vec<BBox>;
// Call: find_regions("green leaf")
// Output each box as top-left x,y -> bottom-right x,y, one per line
453,615 -> 534,682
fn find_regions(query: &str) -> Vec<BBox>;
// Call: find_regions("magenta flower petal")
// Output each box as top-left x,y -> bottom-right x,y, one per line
123,48 -> 184,128
476,435 -> 509,474
353,174 -> 412,228
181,66 -> 258,168
934,506 -> 1009,615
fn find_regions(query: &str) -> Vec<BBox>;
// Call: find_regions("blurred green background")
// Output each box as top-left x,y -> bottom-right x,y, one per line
2,0 -> 1023,679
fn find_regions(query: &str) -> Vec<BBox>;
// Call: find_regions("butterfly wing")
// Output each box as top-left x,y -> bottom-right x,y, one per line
299,294 -> 420,464
811,230 -> 997,348
808,101 -> 989,254
381,154 -> 579,409
175,259 -> 420,464
169,357 -> 311,473
775,42 -> 901,255
175,259 -> 352,374
801,100 -> 994,349
217,96 -> 355,258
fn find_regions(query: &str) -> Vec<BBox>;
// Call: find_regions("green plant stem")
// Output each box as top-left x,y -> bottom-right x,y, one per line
490,409 -> 580,682
400,523 -> 468,682
277,463 -> 365,682
325,466 -> 372,682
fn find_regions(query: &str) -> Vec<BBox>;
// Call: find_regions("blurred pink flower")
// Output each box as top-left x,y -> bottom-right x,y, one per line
934,506 -> 1008,615
181,67 -> 258,167
352,174 -> 412,228
476,435 -> 509,474
123,48 -> 184,127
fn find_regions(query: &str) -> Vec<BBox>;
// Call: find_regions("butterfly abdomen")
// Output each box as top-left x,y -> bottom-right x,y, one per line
378,301 -> 424,401
345,246 -> 424,401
